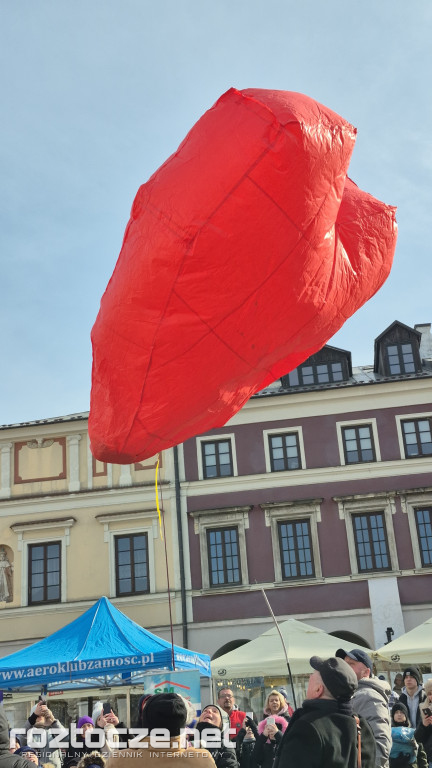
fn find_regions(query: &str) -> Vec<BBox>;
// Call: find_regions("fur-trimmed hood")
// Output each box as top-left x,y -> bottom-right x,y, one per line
257,716 -> 288,736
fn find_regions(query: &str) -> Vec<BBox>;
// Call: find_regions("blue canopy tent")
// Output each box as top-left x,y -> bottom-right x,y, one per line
0,596 -> 210,691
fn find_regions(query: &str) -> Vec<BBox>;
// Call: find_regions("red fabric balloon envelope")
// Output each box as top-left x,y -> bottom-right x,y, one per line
90,87 -> 397,464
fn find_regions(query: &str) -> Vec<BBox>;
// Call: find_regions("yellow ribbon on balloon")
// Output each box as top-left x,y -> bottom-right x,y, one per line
155,457 -> 164,541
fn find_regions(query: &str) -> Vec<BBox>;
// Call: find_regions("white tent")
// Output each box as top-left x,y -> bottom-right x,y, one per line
374,615 -> 432,665
211,618 -> 373,678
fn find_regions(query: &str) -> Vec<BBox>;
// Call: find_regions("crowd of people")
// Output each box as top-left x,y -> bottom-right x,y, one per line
1,649 -> 432,768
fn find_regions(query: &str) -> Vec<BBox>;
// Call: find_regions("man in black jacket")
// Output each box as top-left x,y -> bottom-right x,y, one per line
274,656 -> 376,768
398,666 -> 426,728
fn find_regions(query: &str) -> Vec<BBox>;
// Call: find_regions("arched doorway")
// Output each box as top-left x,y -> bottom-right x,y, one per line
328,629 -> 371,648
211,638 -> 250,660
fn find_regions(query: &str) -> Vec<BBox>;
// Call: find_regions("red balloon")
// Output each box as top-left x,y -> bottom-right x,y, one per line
89,88 -> 397,464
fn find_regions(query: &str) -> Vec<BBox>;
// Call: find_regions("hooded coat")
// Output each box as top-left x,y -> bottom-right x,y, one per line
252,716 -> 287,768
0,710 -> 33,768
351,676 -> 392,768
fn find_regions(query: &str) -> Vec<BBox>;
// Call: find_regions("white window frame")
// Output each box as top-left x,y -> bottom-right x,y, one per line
196,434 -> 238,480
97,511 -> 158,597
400,489 -> 432,571
11,518 -> 76,606
336,418 -> 381,465
261,499 -> 322,582
190,506 -> 251,590
335,493 -> 398,575
263,426 -> 306,473
395,412 -> 432,459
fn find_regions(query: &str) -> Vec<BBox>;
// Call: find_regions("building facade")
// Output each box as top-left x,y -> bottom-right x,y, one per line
0,319 -> 431,688
0,417 -> 186,656
180,321 -> 432,658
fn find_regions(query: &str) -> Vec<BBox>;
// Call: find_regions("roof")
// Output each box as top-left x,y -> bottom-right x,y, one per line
254,365 -> 432,398
0,412 -> 89,430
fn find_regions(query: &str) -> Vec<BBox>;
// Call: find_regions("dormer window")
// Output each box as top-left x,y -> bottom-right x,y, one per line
386,343 -> 416,374
281,346 -> 351,388
374,321 -> 422,377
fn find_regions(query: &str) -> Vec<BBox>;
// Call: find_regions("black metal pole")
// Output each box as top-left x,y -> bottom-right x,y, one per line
260,587 -> 297,709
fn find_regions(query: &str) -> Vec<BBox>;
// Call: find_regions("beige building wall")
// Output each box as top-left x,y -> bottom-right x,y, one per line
0,413 -> 184,655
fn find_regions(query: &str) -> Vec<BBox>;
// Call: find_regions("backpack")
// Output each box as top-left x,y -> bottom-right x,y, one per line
353,714 -> 377,768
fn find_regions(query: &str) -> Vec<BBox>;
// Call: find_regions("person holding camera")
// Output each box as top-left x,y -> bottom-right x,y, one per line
252,712 -> 287,768
415,680 -> 432,768
20,699 -> 64,768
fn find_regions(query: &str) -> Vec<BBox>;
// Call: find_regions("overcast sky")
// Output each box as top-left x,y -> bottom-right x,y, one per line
1,0 -> 431,426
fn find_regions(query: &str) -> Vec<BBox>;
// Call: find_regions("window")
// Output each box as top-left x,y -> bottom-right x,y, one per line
207,527 -> 241,586
28,542 -> 61,605
352,513 -> 390,572
262,499 -> 322,582
115,534 -> 149,596
96,511 -> 157,597
386,343 -> 415,374
336,493 -> 398,576
287,361 -> 344,386
342,425 -> 376,464
191,506 -> 250,590
201,439 -> 233,479
415,509 -> 432,567
401,419 -> 432,458
278,519 -> 314,579
269,432 -> 301,471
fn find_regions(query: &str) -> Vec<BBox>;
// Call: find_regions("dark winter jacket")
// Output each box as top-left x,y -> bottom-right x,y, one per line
399,689 -> 427,729
236,719 -> 258,768
0,710 -> 33,768
273,698 -> 376,768
415,721 -> 432,763
63,734 -> 101,768
252,717 -> 287,768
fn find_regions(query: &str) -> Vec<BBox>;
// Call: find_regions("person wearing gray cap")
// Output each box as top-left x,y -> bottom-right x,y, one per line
273,656 -> 376,768
336,648 -> 391,768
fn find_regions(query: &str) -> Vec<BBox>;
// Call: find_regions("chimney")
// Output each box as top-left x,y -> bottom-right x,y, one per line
414,323 -> 432,361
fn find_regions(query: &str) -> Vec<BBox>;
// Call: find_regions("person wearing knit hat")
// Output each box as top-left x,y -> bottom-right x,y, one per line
273,656 -> 376,768
62,716 -> 96,768
187,705 -> 237,768
104,693 -> 215,768
88,705 -> 119,760
141,693 -> 187,737
390,701 -> 430,768
399,667 -> 427,729
76,719 -> 94,732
